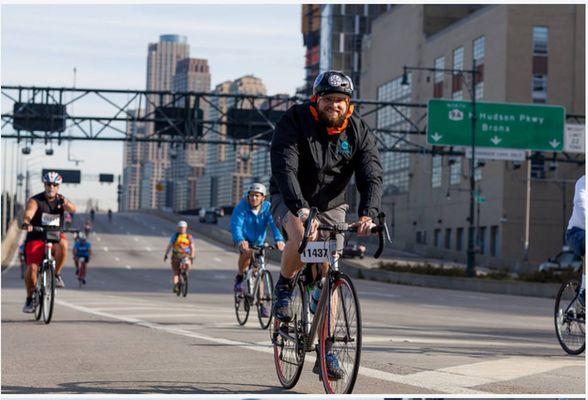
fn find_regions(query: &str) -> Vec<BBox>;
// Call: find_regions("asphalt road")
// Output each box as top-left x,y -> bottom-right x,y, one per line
1,212 -> 585,395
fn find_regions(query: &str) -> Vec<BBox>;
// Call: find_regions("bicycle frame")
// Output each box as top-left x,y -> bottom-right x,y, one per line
41,241 -> 55,277
245,246 -> 270,301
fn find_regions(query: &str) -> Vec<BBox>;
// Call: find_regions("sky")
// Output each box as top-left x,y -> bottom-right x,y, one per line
1,4 -> 305,210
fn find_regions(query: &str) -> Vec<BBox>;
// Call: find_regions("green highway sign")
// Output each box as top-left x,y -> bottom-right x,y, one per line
427,99 -> 565,151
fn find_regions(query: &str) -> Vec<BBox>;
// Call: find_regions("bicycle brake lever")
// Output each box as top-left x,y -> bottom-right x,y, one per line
378,212 -> 392,243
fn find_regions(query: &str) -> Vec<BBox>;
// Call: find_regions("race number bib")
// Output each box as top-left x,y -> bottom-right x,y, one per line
300,241 -> 331,263
78,257 -> 86,263
41,212 -> 60,226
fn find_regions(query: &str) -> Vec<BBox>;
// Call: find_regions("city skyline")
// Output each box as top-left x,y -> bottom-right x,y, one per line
1,4 -> 305,211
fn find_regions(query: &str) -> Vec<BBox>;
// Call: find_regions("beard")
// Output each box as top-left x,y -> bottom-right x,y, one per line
317,107 -> 347,128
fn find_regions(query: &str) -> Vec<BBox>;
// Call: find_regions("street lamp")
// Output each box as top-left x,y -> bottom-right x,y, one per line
402,61 -> 481,277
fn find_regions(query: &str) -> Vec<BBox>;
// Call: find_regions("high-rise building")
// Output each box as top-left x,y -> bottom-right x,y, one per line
167,58 -> 211,212
121,110 -> 146,211
360,4 -> 585,268
142,34 -> 190,209
298,4 -> 393,97
299,4 -> 322,96
196,75 -> 267,208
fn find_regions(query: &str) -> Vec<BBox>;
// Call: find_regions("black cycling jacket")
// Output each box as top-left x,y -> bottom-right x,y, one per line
270,103 -> 383,219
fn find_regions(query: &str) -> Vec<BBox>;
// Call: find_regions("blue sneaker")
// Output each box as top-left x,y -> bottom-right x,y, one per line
233,279 -> 242,294
313,352 -> 344,380
272,283 -> 293,322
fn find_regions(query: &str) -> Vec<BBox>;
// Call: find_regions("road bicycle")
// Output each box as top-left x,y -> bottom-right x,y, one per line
176,256 -> 191,298
29,226 -> 78,324
234,243 -> 275,329
554,263 -> 585,354
77,256 -> 88,288
271,208 -> 390,394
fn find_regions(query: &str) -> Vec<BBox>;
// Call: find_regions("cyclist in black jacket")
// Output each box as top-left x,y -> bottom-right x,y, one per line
270,70 -> 383,377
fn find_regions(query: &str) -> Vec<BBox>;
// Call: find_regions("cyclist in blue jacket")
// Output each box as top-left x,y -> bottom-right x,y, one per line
231,183 -> 285,310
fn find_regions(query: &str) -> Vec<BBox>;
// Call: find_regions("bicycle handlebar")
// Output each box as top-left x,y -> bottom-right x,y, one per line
250,243 -> 275,252
29,226 -> 80,234
298,207 -> 392,259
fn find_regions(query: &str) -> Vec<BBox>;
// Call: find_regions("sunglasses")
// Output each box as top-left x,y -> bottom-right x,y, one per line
44,183 -> 60,187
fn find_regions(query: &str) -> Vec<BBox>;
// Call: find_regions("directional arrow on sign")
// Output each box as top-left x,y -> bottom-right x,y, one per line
431,132 -> 442,142
490,136 -> 502,145
549,139 -> 561,148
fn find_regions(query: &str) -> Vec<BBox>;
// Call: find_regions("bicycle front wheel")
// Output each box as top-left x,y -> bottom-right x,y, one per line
319,273 -> 362,394
272,280 -> 306,389
181,271 -> 188,297
257,270 -> 274,329
235,278 -> 250,325
554,279 -> 585,355
34,273 -> 43,321
42,263 -> 56,324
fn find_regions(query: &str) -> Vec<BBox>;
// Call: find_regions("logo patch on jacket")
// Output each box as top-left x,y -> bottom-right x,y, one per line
337,132 -> 352,157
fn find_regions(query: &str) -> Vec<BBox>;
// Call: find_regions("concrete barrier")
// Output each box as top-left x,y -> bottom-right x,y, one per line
144,209 -> 561,298
1,219 -> 22,271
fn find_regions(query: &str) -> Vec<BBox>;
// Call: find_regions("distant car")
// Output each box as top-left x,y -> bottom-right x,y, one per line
538,248 -> 582,272
199,210 -> 218,224
342,241 -> 366,259
211,207 -> 224,217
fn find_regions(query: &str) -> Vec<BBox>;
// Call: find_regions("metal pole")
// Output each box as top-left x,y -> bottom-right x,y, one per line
466,59 -> 477,277
10,140 -> 16,223
562,181 -> 566,246
523,151 -> 531,261
391,201 -> 396,240
2,138 -> 7,194
25,170 -> 30,202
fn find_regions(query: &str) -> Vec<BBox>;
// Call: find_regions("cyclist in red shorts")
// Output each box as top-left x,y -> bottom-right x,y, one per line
21,171 -> 77,313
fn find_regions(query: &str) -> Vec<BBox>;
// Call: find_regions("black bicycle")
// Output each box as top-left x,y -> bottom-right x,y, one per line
234,243 -> 275,329
554,265 -> 585,354
271,208 -> 390,394
28,226 -> 78,324
176,257 -> 191,298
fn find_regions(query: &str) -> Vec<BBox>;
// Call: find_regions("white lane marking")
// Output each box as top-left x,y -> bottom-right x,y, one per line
133,237 -> 139,242
103,246 -> 109,252
97,237 -> 102,242
213,257 -> 222,263
440,356 -> 583,382
122,313 -> 199,319
359,335 -> 561,349
55,299 -> 493,393
145,247 -> 152,252
114,257 -> 120,262
125,265 -> 132,270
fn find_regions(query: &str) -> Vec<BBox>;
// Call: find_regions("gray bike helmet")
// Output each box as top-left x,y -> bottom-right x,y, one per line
248,183 -> 267,196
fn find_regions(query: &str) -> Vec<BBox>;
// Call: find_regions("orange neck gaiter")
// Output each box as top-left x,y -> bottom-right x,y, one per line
309,96 -> 355,136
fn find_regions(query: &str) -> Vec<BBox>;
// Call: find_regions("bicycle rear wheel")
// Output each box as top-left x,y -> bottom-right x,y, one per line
257,270 -> 274,329
272,280 -> 306,389
235,277 -> 250,325
319,274 -> 362,394
181,271 -> 188,297
42,263 -> 56,324
555,279 -> 585,355
78,261 -> 86,289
